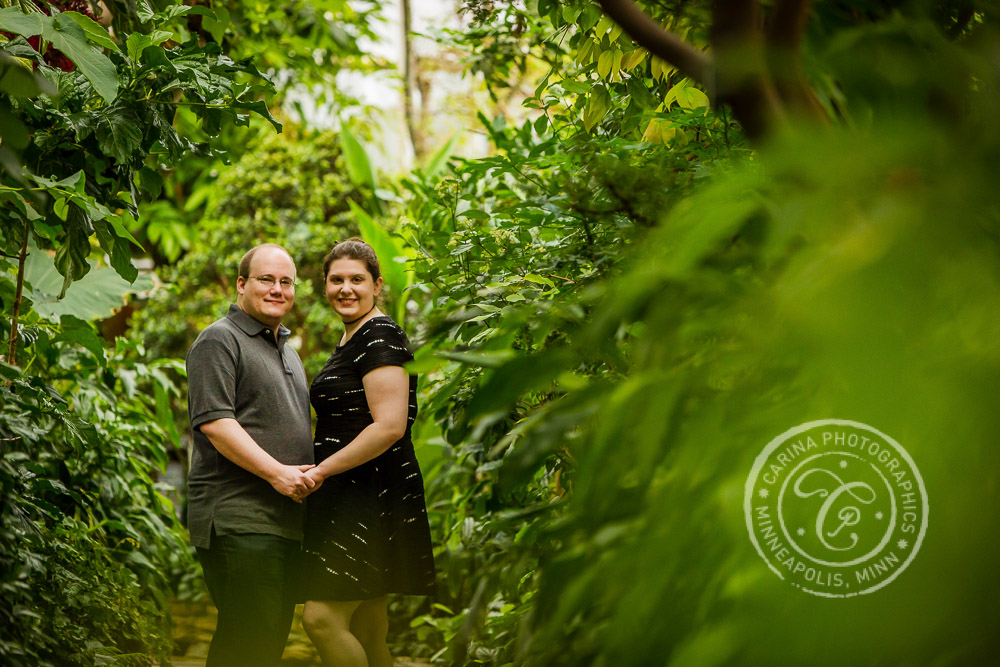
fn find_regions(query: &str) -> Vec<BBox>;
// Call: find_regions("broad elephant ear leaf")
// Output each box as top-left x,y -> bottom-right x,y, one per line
24,237 -> 151,322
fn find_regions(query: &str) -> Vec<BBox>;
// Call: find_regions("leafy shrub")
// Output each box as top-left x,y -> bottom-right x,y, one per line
0,343 -> 189,666
130,130 -> 362,374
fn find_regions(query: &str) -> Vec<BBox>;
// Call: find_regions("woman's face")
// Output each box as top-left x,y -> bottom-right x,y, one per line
325,258 -> 383,321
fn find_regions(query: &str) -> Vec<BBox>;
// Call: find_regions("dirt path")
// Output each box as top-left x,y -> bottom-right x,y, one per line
170,600 -> 431,666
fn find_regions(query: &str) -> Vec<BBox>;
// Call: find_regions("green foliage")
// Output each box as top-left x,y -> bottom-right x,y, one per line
129,130 -> 364,373
121,0 -> 389,265
397,4 -> 1000,666
189,0 -> 384,96
1,1 -> 285,661
1,0 -> 284,292
0,341 -> 190,666
393,16 -> 736,656
4,1 -> 998,664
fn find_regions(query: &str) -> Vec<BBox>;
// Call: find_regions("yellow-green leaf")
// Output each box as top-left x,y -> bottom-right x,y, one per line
594,15 -> 613,37
53,197 -> 69,221
610,49 -> 624,80
597,50 -> 613,79
624,48 -> 646,72
675,84 -> 710,109
583,87 -> 611,132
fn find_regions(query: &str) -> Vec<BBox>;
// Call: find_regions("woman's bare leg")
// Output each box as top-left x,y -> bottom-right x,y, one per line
350,597 -> 392,667
303,600 -> 367,667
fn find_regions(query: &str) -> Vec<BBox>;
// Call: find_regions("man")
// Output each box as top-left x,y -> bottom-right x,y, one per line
186,243 -> 317,666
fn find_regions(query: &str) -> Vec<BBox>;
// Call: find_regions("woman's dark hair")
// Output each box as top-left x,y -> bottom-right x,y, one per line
322,237 -> 381,281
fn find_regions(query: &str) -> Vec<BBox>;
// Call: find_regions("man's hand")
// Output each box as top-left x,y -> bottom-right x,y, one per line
268,464 -> 318,503
200,419 -> 318,501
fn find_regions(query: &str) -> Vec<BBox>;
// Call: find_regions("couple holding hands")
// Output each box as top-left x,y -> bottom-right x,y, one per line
186,239 -> 435,667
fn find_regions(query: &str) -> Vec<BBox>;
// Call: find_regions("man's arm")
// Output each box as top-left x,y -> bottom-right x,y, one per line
200,418 -> 317,502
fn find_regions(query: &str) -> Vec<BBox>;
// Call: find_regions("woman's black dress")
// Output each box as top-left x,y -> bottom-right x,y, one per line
300,316 -> 436,601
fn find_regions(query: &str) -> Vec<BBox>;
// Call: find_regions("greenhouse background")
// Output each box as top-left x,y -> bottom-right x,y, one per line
2,0 -> 999,665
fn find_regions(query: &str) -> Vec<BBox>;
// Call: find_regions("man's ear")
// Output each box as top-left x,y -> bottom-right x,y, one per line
236,276 -> 246,296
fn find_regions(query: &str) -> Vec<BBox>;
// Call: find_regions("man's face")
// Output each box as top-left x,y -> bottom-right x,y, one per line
236,247 -> 296,328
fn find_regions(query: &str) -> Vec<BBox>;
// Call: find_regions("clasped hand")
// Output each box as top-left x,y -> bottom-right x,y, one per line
270,464 -> 327,503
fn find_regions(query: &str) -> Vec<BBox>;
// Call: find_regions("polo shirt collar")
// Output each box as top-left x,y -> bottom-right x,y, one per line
226,304 -> 291,343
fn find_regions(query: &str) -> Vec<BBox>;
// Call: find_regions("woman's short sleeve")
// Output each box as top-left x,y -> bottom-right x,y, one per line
353,320 -> 414,377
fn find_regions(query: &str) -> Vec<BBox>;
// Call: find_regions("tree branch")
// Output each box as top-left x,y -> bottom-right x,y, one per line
710,0 -> 784,139
596,0 -> 711,86
401,0 -> 423,160
766,0 -> 826,120
767,0 -> 812,50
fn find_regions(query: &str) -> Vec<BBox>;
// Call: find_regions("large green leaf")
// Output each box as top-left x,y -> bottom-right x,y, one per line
52,314 -> 106,365
61,11 -> 119,52
348,200 -> 411,321
232,99 -> 282,132
340,124 -> 375,190
42,14 -> 118,103
0,7 -> 44,37
125,30 -> 171,63
91,218 -> 139,282
97,110 -> 143,163
423,132 -> 460,179
198,5 -> 230,44
23,237 -> 150,322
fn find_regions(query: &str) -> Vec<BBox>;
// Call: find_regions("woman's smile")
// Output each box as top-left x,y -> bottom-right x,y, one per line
325,258 -> 383,323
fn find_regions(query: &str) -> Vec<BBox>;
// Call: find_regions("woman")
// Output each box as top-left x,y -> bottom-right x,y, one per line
300,238 -> 436,667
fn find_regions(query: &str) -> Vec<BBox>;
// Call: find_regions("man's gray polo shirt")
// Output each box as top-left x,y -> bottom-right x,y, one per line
186,304 -> 313,549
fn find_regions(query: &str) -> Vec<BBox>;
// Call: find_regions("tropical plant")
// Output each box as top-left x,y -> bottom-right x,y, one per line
1,0 -> 284,661
392,1 -> 1000,664
374,2 -> 998,664
128,129 -> 368,372
390,2 -> 739,660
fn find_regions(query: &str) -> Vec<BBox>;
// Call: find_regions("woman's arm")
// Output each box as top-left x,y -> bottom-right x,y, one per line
309,365 -> 410,480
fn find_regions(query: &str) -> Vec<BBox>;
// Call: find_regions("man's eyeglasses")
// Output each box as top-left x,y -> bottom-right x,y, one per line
250,275 -> 296,290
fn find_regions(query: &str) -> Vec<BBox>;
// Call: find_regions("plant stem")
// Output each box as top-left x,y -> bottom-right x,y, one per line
7,224 -> 30,369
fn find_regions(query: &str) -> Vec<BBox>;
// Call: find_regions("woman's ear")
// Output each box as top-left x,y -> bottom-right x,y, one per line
374,276 -> 384,296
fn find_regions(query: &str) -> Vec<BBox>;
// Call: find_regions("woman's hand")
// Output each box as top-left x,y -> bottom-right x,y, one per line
302,466 -> 326,496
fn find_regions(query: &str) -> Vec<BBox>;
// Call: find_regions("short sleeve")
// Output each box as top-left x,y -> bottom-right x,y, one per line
353,323 -> 414,378
187,333 -> 239,430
